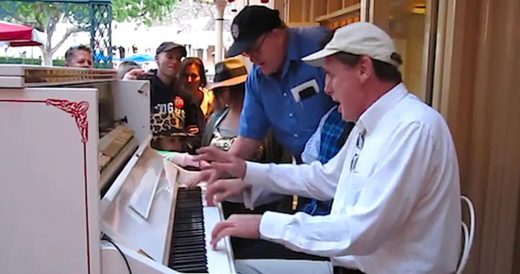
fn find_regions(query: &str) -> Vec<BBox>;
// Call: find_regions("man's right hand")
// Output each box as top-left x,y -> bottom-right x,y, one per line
205,177 -> 249,206
185,147 -> 249,204
193,146 -> 247,180
122,68 -> 146,80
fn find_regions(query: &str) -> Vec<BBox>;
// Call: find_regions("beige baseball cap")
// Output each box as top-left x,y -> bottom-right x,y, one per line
302,22 -> 402,67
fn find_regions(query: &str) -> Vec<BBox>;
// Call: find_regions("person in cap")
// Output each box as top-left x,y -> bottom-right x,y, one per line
126,42 -> 205,151
227,5 -> 346,230
189,22 -> 461,274
225,5 -> 336,162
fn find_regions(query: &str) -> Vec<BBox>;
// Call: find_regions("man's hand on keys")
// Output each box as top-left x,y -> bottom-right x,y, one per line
211,214 -> 262,249
185,147 -> 249,205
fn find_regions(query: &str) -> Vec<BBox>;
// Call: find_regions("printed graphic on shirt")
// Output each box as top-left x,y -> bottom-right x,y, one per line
150,96 -> 186,137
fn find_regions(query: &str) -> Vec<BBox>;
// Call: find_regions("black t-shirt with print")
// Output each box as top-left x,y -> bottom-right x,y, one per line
148,71 -> 204,151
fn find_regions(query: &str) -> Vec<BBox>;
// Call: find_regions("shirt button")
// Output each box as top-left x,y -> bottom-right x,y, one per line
293,133 -> 298,138
288,113 -> 293,117
283,93 -> 287,96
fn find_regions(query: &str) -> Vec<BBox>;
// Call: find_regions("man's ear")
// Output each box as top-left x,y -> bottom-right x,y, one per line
358,56 -> 373,84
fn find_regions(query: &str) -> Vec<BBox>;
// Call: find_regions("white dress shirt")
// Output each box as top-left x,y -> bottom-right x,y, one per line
243,83 -> 461,273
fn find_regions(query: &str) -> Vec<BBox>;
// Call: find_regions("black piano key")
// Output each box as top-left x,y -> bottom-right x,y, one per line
174,224 -> 204,232
172,242 -> 206,248
174,218 -> 204,225
176,201 -> 203,208
171,262 -> 207,269
173,230 -> 204,238
170,252 -> 207,260
171,254 -> 206,261
173,237 -> 205,243
170,255 -> 207,263
170,256 -> 207,264
168,187 -> 209,273
171,247 -> 207,255
170,250 -> 206,257
172,265 -> 208,273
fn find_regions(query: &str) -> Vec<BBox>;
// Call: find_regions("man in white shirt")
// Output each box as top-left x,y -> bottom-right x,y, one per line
190,22 -> 461,274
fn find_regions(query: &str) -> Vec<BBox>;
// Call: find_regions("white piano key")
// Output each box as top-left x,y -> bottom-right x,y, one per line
203,206 -> 236,274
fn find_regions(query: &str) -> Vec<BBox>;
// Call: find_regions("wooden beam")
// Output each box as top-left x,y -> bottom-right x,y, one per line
286,22 -> 320,27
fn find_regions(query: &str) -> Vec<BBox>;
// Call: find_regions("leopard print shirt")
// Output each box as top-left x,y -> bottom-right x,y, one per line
150,97 -> 186,137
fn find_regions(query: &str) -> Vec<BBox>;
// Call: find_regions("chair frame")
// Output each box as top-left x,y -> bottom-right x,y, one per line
456,195 -> 475,274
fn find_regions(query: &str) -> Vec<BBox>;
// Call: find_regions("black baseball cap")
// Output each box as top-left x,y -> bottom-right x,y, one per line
227,5 -> 282,57
156,42 -> 187,57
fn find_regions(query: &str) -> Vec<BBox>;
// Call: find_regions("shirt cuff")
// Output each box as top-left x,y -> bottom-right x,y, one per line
259,211 -> 294,241
242,162 -> 269,208
244,161 -> 270,187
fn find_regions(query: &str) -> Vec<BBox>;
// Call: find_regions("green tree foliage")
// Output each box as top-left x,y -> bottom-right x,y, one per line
0,0 -> 182,65
112,0 -> 179,26
0,1 -> 90,65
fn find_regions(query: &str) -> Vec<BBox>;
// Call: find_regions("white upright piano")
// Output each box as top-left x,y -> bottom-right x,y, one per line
0,65 -> 235,274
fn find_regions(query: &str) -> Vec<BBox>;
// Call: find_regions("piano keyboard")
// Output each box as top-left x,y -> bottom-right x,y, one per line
169,187 -> 208,273
101,148 -> 236,274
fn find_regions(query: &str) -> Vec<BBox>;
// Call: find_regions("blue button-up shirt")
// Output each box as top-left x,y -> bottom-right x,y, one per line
239,27 -> 335,156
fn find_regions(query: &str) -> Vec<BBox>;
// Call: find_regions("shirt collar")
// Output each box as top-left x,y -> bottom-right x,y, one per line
357,83 -> 408,134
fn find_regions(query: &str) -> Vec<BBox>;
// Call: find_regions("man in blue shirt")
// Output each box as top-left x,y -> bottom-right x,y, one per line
226,5 -> 335,160
213,6 -> 347,260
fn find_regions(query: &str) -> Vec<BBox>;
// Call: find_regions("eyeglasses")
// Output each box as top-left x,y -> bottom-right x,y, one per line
242,32 -> 269,57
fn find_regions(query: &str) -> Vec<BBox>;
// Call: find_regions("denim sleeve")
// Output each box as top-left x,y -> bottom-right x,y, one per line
238,74 -> 270,140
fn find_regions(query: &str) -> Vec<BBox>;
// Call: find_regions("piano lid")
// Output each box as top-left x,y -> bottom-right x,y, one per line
100,146 -> 178,263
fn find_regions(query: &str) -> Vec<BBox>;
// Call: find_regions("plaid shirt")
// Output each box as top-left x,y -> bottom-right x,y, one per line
302,108 -> 351,216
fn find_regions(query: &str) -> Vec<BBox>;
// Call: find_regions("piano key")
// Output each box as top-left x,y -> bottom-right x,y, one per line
172,266 -> 208,273
172,242 -> 206,248
170,245 -> 207,253
174,224 -> 204,231
168,187 -> 209,273
172,238 -> 206,244
170,255 -> 207,263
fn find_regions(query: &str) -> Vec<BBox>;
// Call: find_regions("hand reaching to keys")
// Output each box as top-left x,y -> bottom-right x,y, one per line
185,147 -> 250,206
211,214 -> 262,249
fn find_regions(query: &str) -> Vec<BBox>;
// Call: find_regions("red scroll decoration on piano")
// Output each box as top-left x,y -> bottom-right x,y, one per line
46,99 -> 89,143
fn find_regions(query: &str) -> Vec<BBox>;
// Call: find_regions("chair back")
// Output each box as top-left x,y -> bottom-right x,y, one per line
456,195 -> 475,274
